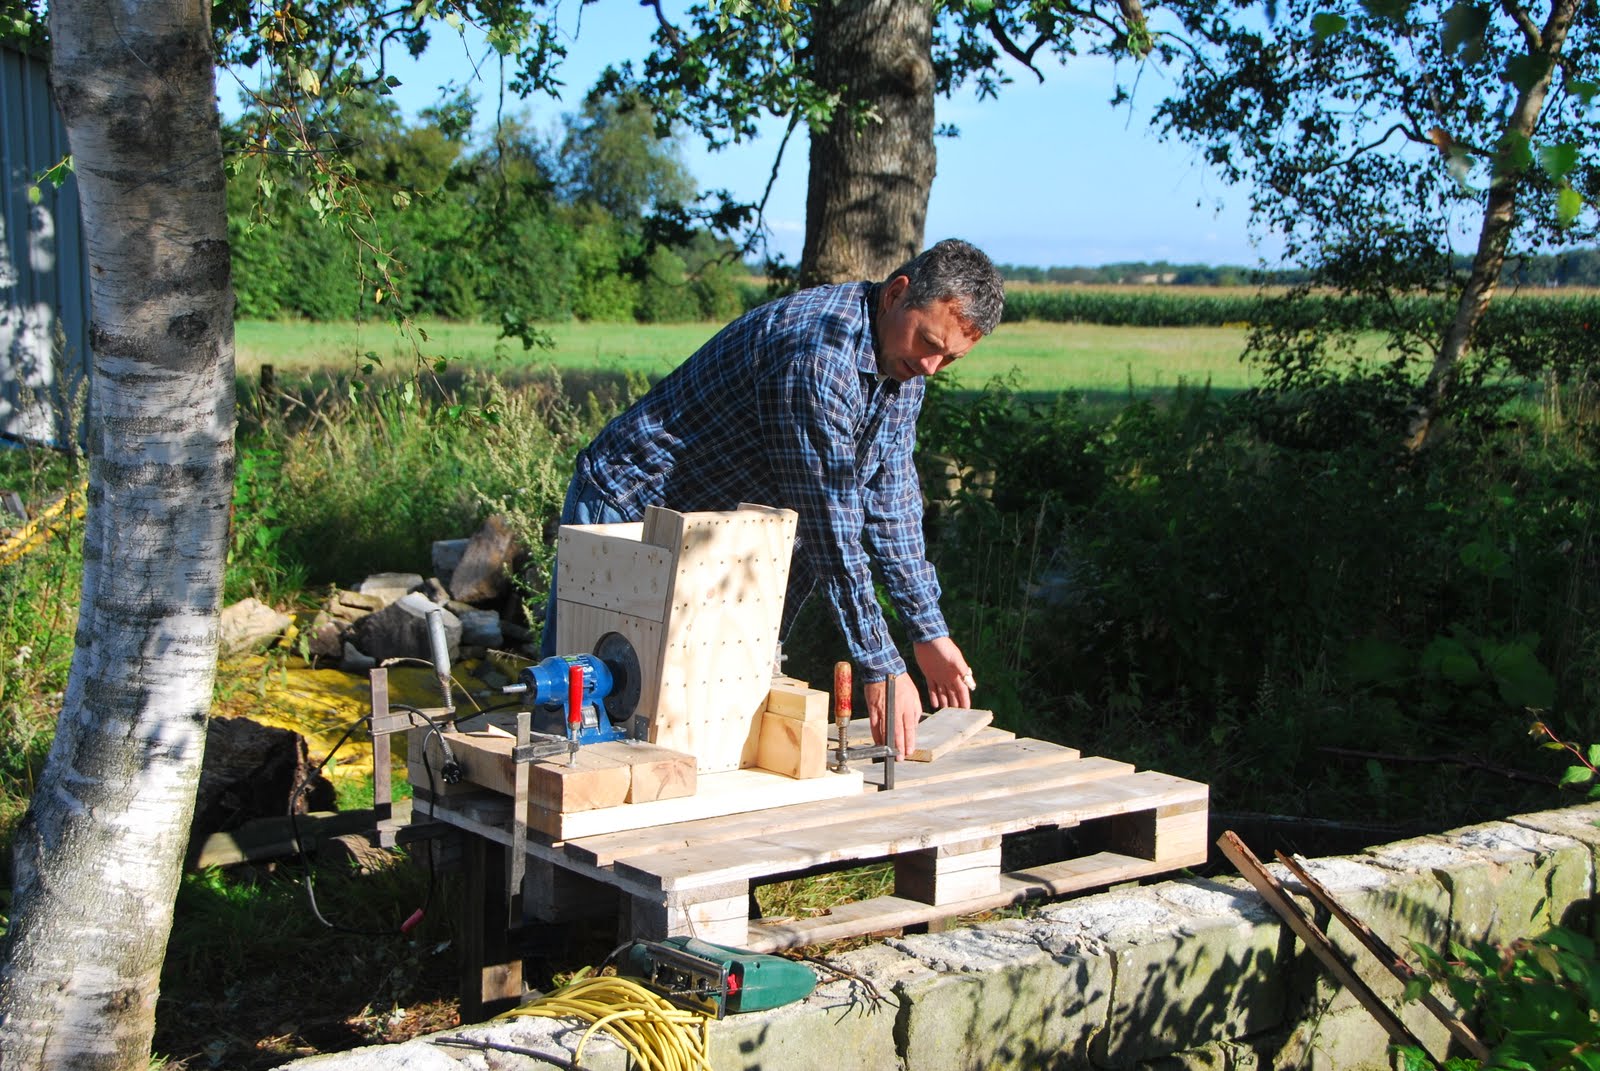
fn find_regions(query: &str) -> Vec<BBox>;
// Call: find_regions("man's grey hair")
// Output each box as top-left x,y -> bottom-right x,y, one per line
887,238 -> 1006,337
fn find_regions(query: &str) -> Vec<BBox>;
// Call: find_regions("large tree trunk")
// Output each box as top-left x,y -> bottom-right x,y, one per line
1408,0 -> 1579,449
800,0 -> 937,286
0,0 -> 235,1065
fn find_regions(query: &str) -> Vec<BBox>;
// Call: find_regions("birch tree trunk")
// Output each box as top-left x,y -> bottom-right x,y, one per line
1407,0 -> 1580,449
0,0 -> 235,1064
800,0 -> 937,285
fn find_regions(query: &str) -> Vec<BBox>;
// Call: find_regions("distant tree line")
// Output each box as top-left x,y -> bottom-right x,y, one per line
998,249 -> 1600,288
227,93 -> 751,331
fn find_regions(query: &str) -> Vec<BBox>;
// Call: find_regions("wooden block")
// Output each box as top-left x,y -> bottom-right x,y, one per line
530,749 -> 633,814
755,710 -> 829,779
909,708 -> 994,762
895,836 -> 1003,905
766,683 -> 829,723
619,741 -> 698,803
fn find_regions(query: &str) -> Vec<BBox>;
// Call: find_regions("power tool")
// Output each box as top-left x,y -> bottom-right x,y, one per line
617,936 -> 818,1017
501,631 -> 644,755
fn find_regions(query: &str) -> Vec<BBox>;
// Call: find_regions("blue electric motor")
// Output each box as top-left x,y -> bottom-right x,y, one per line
508,632 -> 642,746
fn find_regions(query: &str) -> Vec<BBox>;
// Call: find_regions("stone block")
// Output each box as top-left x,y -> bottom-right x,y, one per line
218,597 -> 292,656
347,592 -> 461,665
431,537 -> 470,587
450,513 -> 520,604
355,572 -> 423,606
891,922 -> 1111,1071
1036,885 -> 1289,1066
709,961 -> 903,1071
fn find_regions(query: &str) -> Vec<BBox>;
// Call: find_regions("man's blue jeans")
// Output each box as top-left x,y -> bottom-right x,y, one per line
538,474 -> 632,658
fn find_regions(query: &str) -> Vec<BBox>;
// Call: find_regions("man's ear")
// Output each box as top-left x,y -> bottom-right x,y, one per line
882,274 -> 910,305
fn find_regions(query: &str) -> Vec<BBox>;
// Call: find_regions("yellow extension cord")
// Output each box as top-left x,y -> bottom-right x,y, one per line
0,487 -> 85,568
495,974 -> 715,1071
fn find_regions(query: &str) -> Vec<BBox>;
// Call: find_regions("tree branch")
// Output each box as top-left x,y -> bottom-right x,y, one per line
983,14 -> 1047,82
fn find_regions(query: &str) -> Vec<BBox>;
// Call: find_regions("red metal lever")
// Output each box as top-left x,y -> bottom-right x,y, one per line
567,663 -> 584,730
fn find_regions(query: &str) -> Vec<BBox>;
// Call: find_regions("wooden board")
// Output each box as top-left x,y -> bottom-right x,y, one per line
909,708 -> 993,761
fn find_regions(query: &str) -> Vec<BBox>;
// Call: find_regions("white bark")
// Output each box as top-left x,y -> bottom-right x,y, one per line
0,0 -> 235,1065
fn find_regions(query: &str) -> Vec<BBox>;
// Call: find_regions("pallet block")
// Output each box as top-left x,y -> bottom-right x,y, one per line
555,503 -> 798,774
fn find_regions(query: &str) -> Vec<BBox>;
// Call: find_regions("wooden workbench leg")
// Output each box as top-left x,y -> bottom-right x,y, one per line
524,857 -> 619,922
895,837 -> 1003,906
459,834 -> 524,1022
624,881 -> 751,947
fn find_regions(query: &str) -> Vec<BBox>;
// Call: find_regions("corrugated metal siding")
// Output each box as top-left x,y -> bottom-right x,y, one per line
1,43 -> 91,447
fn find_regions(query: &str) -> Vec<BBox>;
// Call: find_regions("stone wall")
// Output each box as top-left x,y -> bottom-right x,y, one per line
284,802 -> 1600,1071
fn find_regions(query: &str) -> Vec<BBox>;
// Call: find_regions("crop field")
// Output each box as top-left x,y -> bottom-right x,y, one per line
234,318 -> 1267,397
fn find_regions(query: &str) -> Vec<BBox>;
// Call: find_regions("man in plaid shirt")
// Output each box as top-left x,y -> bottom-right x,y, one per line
544,239 -> 1005,757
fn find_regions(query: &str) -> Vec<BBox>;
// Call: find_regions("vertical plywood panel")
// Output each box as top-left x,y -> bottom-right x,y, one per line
645,504 -> 797,773
553,504 -> 797,774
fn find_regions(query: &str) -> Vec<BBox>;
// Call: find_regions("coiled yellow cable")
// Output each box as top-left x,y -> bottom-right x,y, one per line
496,974 -> 714,1071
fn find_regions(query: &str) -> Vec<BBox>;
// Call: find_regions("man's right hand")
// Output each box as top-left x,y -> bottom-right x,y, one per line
864,672 -> 923,758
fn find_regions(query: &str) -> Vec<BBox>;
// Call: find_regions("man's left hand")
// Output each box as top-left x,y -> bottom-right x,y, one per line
914,636 -> 976,711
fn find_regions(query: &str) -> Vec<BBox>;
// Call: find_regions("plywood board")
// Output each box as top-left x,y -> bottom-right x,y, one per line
908,708 -> 994,762
536,766 -> 863,840
641,504 -> 798,773
557,523 -> 674,621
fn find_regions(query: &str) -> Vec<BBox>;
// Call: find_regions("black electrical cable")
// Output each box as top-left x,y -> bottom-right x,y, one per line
289,703 -> 449,937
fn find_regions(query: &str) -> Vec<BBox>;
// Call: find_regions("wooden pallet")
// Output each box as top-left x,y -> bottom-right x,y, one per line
417,727 -> 1209,959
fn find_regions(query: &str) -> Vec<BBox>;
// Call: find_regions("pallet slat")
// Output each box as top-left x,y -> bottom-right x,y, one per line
743,850 -> 1206,953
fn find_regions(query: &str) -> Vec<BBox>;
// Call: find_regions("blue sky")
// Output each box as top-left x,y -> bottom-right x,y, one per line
221,3 -> 1284,269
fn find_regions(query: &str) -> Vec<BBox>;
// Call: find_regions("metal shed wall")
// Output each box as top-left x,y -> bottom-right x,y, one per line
1,43 -> 90,448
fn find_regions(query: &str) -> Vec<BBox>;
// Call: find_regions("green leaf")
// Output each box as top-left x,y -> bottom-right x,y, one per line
1441,2 -> 1489,54
1360,0 -> 1410,19
296,66 -> 321,97
1540,142 -> 1579,180
1421,635 -> 1480,686
1345,635 -> 1411,686
1478,638 -> 1556,709
26,184 -> 41,205
1494,131 -> 1534,177
1587,744 -> 1600,768
1557,187 -> 1583,227
1311,12 -> 1347,36
1503,54 -> 1551,94
1401,976 -> 1431,1003
1571,80 -> 1599,106
1561,765 -> 1595,786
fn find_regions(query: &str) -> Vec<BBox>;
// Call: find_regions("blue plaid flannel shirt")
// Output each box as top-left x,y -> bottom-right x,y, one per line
574,282 -> 947,680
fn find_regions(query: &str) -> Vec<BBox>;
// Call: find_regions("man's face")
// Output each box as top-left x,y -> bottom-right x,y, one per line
874,275 -> 981,383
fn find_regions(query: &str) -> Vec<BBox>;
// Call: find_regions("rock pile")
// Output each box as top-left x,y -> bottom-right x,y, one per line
217,512 -> 541,671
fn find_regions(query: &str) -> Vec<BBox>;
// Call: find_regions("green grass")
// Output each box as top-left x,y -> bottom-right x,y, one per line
234,318 -> 1262,397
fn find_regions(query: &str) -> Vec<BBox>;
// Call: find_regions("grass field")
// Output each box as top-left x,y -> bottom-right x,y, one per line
234,318 -> 1264,396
